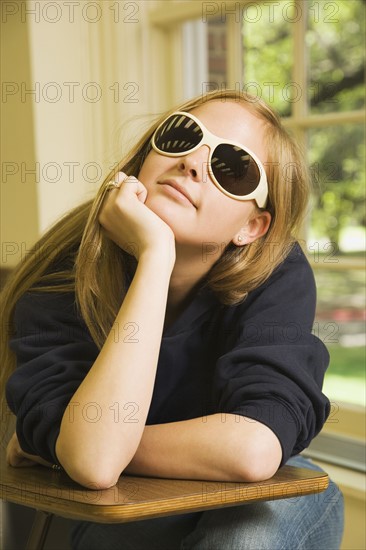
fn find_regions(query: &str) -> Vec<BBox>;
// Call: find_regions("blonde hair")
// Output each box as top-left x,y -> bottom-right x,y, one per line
0,89 -> 310,429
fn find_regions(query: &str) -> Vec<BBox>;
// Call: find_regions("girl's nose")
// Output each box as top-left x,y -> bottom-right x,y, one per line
176,145 -> 210,182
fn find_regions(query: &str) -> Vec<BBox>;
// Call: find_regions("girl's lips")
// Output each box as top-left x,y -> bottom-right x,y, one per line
158,180 -> 197,208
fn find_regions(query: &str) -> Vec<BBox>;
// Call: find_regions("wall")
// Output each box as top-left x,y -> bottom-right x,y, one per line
1,0 -> 162,269
1,1 -> 39,269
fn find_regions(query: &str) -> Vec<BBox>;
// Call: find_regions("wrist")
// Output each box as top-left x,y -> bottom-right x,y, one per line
139,245 -> 176,273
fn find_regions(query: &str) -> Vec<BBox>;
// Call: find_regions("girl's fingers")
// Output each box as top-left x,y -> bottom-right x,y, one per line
106,173 -> 148,203
9,456 -> 38,468
117,174 -> 148,203
106,171 -> 129,191
6,432 -> 53,468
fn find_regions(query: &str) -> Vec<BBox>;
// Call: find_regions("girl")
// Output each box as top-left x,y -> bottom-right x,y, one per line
2,89 -> 344,549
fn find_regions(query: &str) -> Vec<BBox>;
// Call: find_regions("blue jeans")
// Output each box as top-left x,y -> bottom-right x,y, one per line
70,455 -> 344,550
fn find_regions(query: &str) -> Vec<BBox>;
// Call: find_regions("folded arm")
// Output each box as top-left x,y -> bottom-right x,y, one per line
124,413 -> 282,482
7,413 -> 281,483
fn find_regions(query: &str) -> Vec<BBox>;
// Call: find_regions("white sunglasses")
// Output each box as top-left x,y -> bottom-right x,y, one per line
151,111 -> 268,208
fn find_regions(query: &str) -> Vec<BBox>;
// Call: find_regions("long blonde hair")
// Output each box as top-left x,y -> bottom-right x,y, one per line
0,89 -> 310,427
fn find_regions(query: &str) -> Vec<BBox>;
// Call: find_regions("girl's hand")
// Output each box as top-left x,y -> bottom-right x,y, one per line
99,172 -> 176,263
6,432 -> 52,468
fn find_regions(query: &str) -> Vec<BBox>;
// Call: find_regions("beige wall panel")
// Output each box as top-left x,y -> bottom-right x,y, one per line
1,3 -> 39,268
26,4 -> 94,233
3,0 -> 159,261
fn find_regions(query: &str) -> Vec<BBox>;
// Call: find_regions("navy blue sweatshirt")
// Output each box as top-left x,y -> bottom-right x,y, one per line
6,243 -> 330,468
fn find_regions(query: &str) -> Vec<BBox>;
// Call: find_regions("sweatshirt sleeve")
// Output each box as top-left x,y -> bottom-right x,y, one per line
212,244 -> 330,466
5,291 -> 99,464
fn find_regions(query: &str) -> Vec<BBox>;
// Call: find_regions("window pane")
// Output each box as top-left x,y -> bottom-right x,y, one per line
307,123 -> 365,407
242,3 -> 293,116
182,17 -> 227,99
312,267 -> 365,407
207,18 -> 227,87
308,124 -> 365,249
307,0 -> 365,113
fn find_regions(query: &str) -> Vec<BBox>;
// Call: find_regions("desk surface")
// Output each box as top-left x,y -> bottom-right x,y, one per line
0,462 -> 328,524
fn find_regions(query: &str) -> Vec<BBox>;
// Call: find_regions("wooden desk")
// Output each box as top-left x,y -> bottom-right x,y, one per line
1,462 -> 328,524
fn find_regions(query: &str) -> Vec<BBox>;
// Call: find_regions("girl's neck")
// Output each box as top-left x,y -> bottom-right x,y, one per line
164,244 -> 221,327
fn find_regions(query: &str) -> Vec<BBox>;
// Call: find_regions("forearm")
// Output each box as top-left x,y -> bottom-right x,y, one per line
56,251 -> 173,488
124,414 -> 282,482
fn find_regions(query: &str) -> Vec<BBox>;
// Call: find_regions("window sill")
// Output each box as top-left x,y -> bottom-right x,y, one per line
322,402 -> 365,440
303,432 -> 365,473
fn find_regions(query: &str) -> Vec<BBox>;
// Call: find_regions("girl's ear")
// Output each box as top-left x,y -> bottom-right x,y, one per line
232,210 -> 272,247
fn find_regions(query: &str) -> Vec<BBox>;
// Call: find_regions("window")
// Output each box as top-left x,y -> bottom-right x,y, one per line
152,0 -> 365,416
242,0 -> 366,409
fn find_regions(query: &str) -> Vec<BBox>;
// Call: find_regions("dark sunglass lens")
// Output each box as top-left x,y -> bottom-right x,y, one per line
154,114 -> 203,153
211,144 -> 260,196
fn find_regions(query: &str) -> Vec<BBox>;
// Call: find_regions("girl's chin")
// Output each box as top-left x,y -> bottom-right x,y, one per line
146,197 -> 192,222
